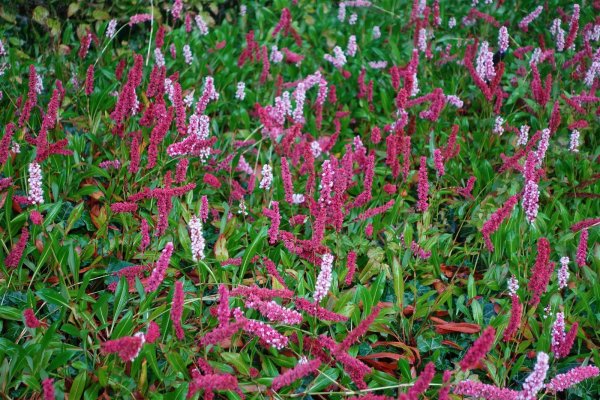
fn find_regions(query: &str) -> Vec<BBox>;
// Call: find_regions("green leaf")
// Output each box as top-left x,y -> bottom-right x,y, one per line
145,345 -> 164,380
397,358 -> 411,381
392,256 -> 404,309
237,227 -> 266,284
92,9 -> 110,20
47,18 -> 61,37
37,288 -> 71,310
112,311 -> 133,338
69,371 -> 87,400
416,334 -> 442,353
32,6 -> 49,26
112,279 -> 129,328
67,3 -> 80,17
65,202 -> 85,234
308,367 -> 338,392
221,352 -> 250,376
467,274 -> 476,299
166,352 -> 188,377
0,306 -> 22,321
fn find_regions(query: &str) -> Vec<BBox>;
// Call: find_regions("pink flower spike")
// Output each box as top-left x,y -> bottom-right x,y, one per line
145,321 -> 160,344
438,370 -> 452,400
503,295 -> 522,342
187,371 -> 243,400
417,156 -> 429,212
314,253 -> 334,303
520,352 -> 549,400
528,237 -> 552,306
457,176 -> 476,199
345,251 -> 357,285
203,173 -> 221,189
19,66 -> 38,127
128,131 -> 141,174
200,321 -> 245,347
576,229 -> 588,267
217,284 -> 231,326
144,242 -> 174,293
546,365 -> 599,392
365,223 -> 374,238
433,148 -> 445,176
200,196 -> 209,222
5,227 -> 29,268
230,286 -> 294,300
85,64 -> 94,95
558,256 -> 570,289
294,297 -> 348,322
0,177 -> 12,192
551,311 -> 566,355
101,332 -> 146,362
518,6 -> 543,32
262,258 -> 288,289
354,199 -> 395,221
339,304 -> 382,351
27,162 -> 44,205
171,280 -> 185,340
571,218 -> 600,233
0,122 -> 16,166
189,215 -> 205,262
556,322 -> 578,359
171,0 -> 183,19
406,362 -> 435,399
140,219 -> 150,251
42,378 -> 56,400
564,4 -> 580,50
243,318 -> 288,349
175,158 -> 189,183
129,13 -> 153,26
454,380 -> 518,400
30,210 -> 43,225
281,157 -> 294,204
24,308 -> 42,328
272,358 -> 321,391
245,296 -> 302,325
460,326 -> 496,371
78,32 -> 91,59
265,201 -> 280,245
110,202 -> 138,214
481,195 -> 518,252
410,241 -> 431,259
498,26 -> 509,53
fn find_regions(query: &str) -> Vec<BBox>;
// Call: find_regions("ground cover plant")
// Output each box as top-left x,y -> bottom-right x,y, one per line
0,0 -> 599,398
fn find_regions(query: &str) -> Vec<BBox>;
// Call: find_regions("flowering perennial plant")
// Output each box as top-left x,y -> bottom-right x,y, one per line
2,2 -> 599,399
189,216 -> 205,261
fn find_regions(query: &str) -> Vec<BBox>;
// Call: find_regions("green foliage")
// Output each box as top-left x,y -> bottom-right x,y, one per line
0,0 -> 599,399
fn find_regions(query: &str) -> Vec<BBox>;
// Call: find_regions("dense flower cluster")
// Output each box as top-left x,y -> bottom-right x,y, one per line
460,326 -> 496,371
314,253 -> 334,302
528,237 -> 552,306
518,352 -> 549,400
101,332 -> 146,362
546,366 -> 599,392
189,216 -> 205,261
3,1 -> 600,398
557,257 -> 570,289
145,242 -> 174,292
27,162 -> 44,204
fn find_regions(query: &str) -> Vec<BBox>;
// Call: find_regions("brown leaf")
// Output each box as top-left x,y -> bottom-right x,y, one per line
359,358 -> 397,374
434,322 -> 482,335
372,341 -> 420,364
442,340 -> 463,350
358,352 -> 402,361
